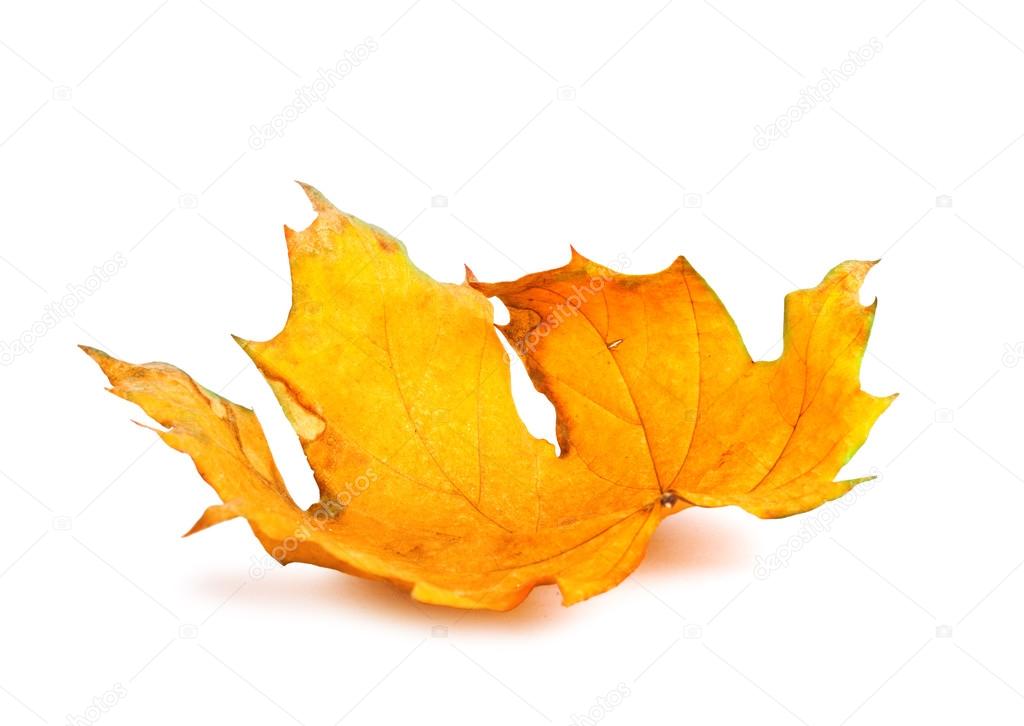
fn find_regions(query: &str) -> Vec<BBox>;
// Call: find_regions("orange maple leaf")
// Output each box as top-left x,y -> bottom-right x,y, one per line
84,184 -> 894,610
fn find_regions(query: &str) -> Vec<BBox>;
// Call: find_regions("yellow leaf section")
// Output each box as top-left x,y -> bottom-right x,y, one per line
80,347 -> 300,544
473,255 -> 896,519
84,186 -> 674,610
83,184 -> 893,610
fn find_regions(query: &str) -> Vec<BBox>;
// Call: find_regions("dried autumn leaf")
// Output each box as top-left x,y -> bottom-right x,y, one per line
84,184 -> 894,610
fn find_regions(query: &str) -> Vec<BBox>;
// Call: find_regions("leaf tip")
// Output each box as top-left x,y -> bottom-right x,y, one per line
670,255 -> 695,273
184,502 -> 242,537
294,180 -> 333,215
568,245 -> 591,267
79,343 -> 106,361
129,418 -> 158,432
80,345 -> 118,381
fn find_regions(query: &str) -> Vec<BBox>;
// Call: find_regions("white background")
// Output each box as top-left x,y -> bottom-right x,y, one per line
2,1 -> 1023,724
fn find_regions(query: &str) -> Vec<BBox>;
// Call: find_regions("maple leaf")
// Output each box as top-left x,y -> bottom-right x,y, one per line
83,184 -> 894,610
